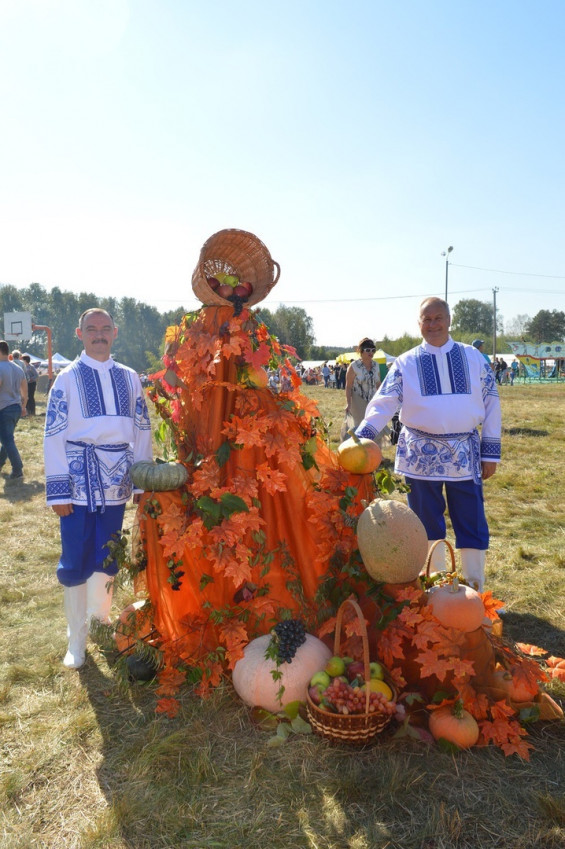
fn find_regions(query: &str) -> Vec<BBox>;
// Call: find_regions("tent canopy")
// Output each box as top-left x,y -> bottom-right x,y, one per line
335,349 -> 395,364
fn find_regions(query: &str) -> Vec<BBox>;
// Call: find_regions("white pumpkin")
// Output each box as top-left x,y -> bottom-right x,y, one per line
232,633 -> 332,712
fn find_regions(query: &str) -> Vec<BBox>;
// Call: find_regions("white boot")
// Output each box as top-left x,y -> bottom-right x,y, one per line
86,571 -> 114,625
423,540 -> 446,576
63,584 -> 88,669
459,549 -> 486,592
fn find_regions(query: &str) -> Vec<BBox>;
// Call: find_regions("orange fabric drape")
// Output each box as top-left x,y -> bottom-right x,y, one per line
137,306 -> 375,665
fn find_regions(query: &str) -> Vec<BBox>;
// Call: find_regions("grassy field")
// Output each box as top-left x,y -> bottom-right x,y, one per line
1,383 -> 565,849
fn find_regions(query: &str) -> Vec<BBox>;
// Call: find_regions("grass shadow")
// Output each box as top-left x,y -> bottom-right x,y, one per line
501,611 -> 565,656
503,427 -> 550,437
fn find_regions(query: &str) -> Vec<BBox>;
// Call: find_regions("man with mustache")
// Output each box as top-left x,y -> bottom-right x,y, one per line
44,309 -> 153,668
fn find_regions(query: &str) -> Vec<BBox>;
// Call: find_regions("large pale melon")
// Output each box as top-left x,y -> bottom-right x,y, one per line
357,499 -> 428,584
232,633 -> 331,712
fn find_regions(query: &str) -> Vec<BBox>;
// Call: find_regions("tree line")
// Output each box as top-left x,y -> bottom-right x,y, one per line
2,283 -> 563,372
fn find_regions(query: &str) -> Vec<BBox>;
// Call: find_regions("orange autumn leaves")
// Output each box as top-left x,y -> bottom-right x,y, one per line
145,306 -> 373,701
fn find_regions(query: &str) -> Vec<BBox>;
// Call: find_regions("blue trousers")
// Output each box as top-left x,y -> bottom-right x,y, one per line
0,403 -> 23,475
57,504 -> 126,587
405,477 -> 489,549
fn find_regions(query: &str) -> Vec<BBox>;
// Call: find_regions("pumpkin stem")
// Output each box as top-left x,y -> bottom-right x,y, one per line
347,428 -> 361,444
449,576 -> 460,593
452,698 -> 464,718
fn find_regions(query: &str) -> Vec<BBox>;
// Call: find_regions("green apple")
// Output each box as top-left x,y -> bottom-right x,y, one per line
224,274 -> 240,288
215,272 -> 228,284
369,661 -> 385,680
310,670 -> 331,689
325,655 -> 346,677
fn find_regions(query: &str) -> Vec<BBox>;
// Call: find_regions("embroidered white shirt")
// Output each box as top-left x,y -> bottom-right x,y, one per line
44,352 -> 152,508
356,338 -> 501,482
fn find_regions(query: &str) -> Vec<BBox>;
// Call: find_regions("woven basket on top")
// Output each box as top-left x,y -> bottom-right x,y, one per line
306,599 -> 397,746
192,228 -> 280,307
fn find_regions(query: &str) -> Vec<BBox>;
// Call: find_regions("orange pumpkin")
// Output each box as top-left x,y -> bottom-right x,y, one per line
429,701 -> 480,749
488,665 -> 539,703
337,436 -> 382,475
232,633 -> 332,713
427,578 -> 485,633
242,366 -> 269,389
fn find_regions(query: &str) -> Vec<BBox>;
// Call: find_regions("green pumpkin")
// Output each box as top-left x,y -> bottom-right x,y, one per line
129,461 -> 188,492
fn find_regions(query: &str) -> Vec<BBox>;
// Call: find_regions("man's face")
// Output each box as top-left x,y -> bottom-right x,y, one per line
418,302 -> 450,347
76,312 -> 117,361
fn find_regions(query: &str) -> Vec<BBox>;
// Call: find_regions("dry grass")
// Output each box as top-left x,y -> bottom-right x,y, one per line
1,385 -> 565,849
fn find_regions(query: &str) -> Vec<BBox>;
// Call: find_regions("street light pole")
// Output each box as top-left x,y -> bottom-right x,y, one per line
441,246 -> 454,303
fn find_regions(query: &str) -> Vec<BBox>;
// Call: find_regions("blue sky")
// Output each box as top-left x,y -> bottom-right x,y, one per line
1,0 -> 564,347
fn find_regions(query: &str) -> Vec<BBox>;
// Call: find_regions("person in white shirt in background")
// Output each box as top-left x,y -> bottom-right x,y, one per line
44,309 -> 153,669
355,298 -> 501,591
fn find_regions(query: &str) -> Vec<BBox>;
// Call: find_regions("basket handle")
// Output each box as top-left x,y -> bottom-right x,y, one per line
272,260 -> 281,286
424,538 -> 456,580
334,598 -> 371,715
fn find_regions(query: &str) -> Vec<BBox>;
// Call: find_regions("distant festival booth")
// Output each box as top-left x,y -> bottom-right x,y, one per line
507,341 -> 565,381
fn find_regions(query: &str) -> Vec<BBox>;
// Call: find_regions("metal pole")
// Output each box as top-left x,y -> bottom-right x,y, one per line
492,288 -> 499,360
445,259 -> 449,303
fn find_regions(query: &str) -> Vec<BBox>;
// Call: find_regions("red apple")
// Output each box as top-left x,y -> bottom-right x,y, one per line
346,661 -> 365,682
237,281 -> 254,296
207,276 -> 220,291
216,283 -> 235,300
233,284 -> 251,300
308,685 -> 324,705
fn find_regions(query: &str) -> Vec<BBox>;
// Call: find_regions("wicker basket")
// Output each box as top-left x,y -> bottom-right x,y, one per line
306,599 -> 397,746
192,228 -> 280,307
424,539 -> 457,584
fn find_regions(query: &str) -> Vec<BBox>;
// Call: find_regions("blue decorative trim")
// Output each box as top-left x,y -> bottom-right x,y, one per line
417,350 -> 441,396
480,438 -> 501,460
45,389 -> 68,436
46,476 -> 72,501
110,367 -> 132,417
76,361 -> 106,417
447,344 -> 471,394
135,396 -> 152,430
356,424 -> 378,440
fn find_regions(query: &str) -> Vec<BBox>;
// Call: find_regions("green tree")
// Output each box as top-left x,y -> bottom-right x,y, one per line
255,305 -> 315,359
524,310 -> 565,343
451,299 -> 502,336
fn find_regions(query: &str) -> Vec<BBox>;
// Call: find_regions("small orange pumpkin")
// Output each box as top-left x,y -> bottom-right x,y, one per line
428,701 -> 480,749
427,578 -> 485,633
337,435 -> 382,475
241,366 -> 269,389
488,665 -> 539,703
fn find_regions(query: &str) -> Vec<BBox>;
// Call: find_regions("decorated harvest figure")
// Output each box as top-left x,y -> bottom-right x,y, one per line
45,308 -> 153,669
133,230 -> 374,697
355,297 -> 501,591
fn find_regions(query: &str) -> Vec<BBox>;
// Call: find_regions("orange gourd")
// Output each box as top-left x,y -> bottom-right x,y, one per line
488,665 -> 539,703
427,578 -> 485,633
428,701 -> 480,749
337,435 -> 382,475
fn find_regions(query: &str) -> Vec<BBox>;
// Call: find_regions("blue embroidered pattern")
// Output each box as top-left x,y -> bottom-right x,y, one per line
379,366 -> 403,402
46,475 -> 72,501
446,344 -> 471,394
416,344 -> 471,396
480,437 -> 501,460
110,368 -> 133,417
76,361 -> 105,417
396,427 -> 482,483
135,396 -> 151,431
417,352 -> 440,396
356,424 -> 378,439
45,388 -> 68,436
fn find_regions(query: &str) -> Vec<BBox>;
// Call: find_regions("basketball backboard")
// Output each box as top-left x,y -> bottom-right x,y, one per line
3,311 -> 33,342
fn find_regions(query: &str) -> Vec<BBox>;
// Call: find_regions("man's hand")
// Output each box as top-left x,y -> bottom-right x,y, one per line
51,504 -> 73,516
481,461 -> 498,481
